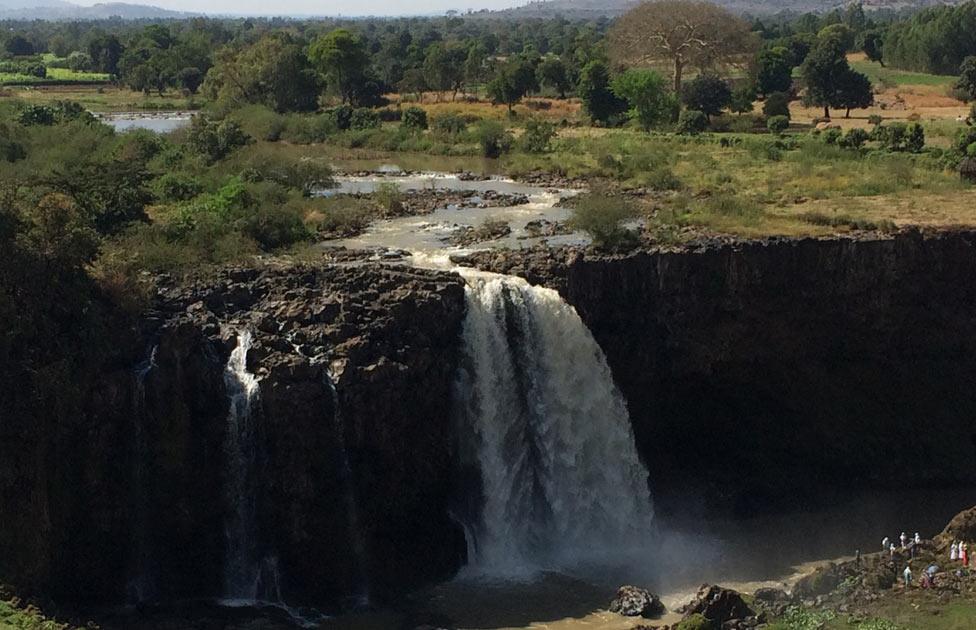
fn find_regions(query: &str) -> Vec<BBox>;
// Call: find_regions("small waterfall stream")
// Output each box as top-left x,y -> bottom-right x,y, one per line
454,271 -> 654,576
222,330 -> 280,602
127,345 -> 158,604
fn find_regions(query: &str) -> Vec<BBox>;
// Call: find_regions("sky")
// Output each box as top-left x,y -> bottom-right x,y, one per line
73,0 -> 529,17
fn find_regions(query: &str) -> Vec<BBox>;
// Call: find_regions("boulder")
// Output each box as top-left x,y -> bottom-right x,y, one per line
680,584 -> 753,626
609,585 -> 666,618
792,563 -> 847,599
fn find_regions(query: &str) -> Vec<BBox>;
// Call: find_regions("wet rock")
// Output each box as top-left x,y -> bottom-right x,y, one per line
609,585 -> 666,618
680,584 -> 754,627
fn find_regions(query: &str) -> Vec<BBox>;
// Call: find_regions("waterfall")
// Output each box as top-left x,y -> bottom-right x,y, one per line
454,271 -> 654,576
222,329 -> 278,602
127,345 -> 157,604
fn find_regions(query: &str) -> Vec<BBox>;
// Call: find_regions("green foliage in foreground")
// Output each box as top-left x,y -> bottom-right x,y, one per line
0,599 -> 70,629
568,193 -> 639,251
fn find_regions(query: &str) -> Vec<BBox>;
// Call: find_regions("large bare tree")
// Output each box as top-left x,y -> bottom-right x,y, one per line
609,0 -> 757,93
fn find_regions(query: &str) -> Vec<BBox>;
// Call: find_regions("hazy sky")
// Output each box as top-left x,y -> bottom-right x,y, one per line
74,0 -> 528,17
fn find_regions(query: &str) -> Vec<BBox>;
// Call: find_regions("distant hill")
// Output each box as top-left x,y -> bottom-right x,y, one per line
0,1 -> 193,19
494,0 -> 963,19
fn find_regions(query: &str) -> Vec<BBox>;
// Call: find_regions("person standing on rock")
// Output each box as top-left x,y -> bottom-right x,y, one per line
951,541 -> 958,561
890,543 -> 897,561
900,532 -> 907,549
915,532 -> 921,545
962,542 -> 969,568
903,565 -> 913,587
883,536 -> 890,552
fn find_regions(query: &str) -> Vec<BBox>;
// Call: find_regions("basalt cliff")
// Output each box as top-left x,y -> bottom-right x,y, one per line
2,229 -> 976,613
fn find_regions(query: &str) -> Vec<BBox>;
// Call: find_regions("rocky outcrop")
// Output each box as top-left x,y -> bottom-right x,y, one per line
936,505 -> 976,549
678,585 -> 755,629
609,585 -> 666,617
463,231 -> 976,516
0,261 -> 468,610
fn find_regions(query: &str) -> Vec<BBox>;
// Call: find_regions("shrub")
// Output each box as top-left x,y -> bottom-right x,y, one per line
821,127 -> 843,145
327,105 -> 354,131
681,74 -> 732,118
431,112 -> 469,137
767,115 -> 790,135
568,193 -> 639,251
153,173 -> 203,202
186,117 -> 251,163
474,120 -> 513,158
401,106 -> 428,130
374,182 -> 403,214
879,122 -> 925,152
839,127 -> 870,149
519,119 -> 556,153
868,113 -> 883,126
956,128 -> 976,153
763,92 -> 792,120
677,110 -> 709,134
350,108 -> 380,130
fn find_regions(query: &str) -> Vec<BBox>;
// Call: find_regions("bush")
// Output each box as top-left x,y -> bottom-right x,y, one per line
519,119 -> 556,153
955,128 -> 976,153
401,106 -> 428,130
839,127 -> 870,149
326,105 -> 354,131
767,115 -> 790,135
878,122 -> 925,152
568,193 -> 639,251
431,112 -> 469,137
677,110 -> 709,134
350,108 -> 380,130
153,173 -> 203,202
868,113 -> 883,126
763,92 -> 792,120
821,127 -> 843,145
186,116 -> 251,163
474,120 -> 513,158
681,74 -> 732,118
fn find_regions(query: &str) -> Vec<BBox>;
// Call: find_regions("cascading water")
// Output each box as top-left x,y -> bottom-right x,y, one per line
454,271 -> 654,576
127,345 -> 157,604
222,329 -> 277,602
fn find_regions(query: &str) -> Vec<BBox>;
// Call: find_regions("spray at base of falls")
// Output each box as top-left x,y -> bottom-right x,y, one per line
454,271 -> 654,577
127,346 -> 158,605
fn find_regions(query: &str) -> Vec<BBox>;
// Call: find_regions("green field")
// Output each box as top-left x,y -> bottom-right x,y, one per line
849,59 -> 957,88
0,67 -> 111,85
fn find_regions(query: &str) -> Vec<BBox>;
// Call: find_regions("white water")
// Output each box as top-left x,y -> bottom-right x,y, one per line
221,330 -> 270,600
454,271 -> 654,577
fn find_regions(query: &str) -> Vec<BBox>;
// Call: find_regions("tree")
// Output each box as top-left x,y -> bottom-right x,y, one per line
25,193 -> 99,269
818,24 -> 856,52
537,56 -> 571,98
88,34 -> 123,75
177,67 -> 204,95
611,69 -> 675,131
763,91 -> 792,119
45,160 -> 151,235
308,29 -> 370,105
730,84 -> 756,115
957,56 -> 976,102
205,34 -> 319,113
609,0 -> 757,93
463,42 -> 488,91
487,58 -> 538,112
800,35 -> 854,119
860,30 -> 885,67
681,74 -> 731,120
578,60 -> 627,125
424,42 -> 467,101
5,34 -> 34,57
836,69 -> 874,118
754,47 -> 794,96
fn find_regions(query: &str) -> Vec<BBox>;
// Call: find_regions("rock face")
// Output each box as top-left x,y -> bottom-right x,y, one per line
936,505 -> 976,549
609,585 -> 666,618
464,231 -> 976,516
0,262 -> 468,609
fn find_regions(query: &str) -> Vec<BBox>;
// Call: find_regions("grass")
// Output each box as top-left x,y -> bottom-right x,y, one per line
0,68 -> 110,85
849,58 -> 956,88
0,86 -> 195,111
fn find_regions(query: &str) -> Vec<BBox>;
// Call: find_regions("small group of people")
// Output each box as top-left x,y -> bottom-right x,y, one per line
949,540 -> 970,567
902,563 -> 940,588
882,532 -> 923,560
